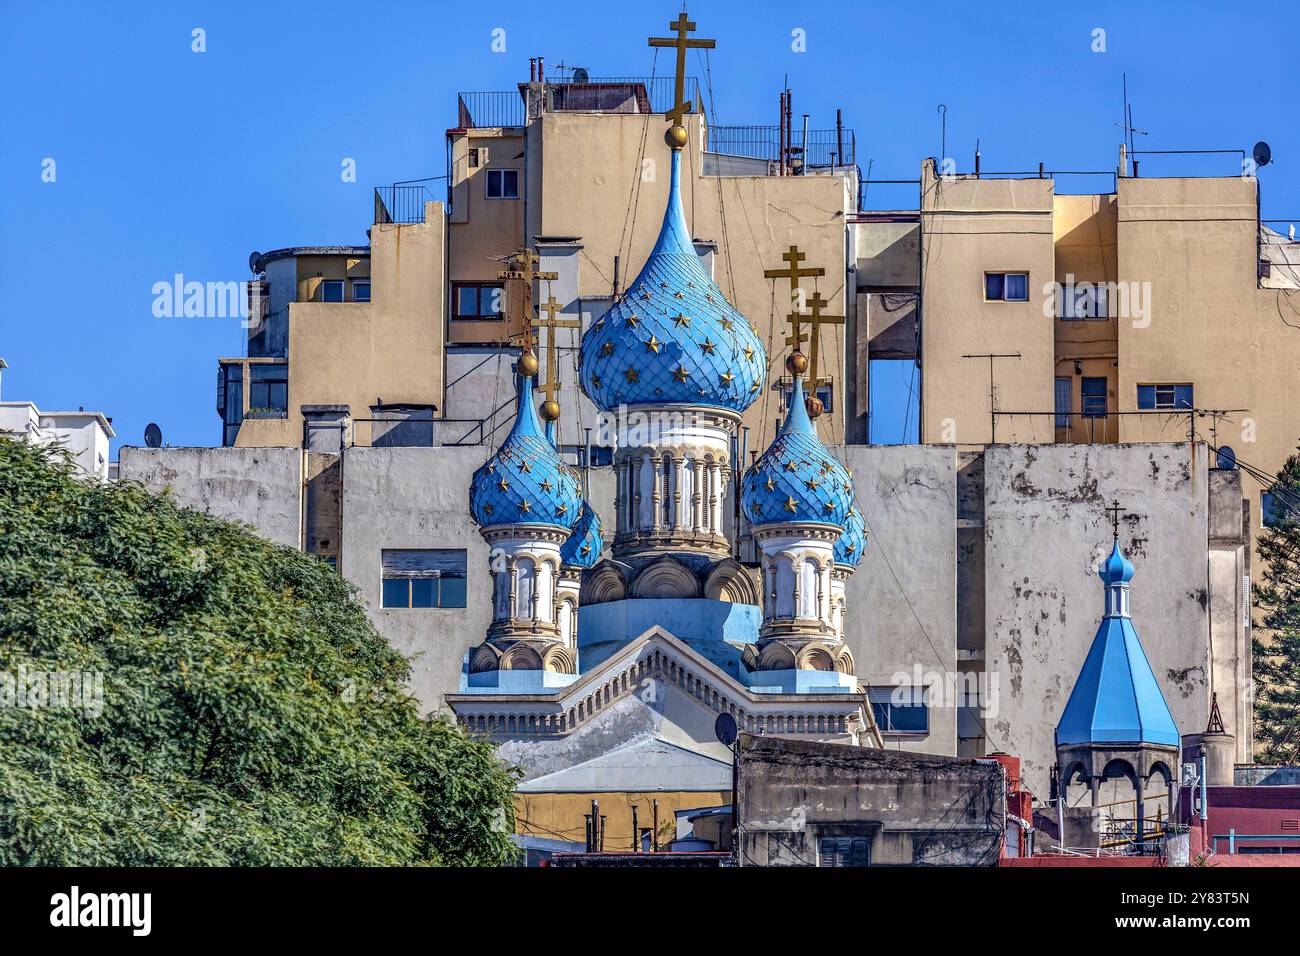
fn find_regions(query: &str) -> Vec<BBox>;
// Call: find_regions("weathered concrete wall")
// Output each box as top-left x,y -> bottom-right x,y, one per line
737,735 -> 1004,866
118,446 -> 302,548
340,446 -> 492,713
982,443 -> 1213,798
840,444 -> 958,755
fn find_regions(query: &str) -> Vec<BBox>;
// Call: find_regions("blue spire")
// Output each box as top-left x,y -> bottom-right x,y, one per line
469,371 -> 582,531
742,374 -> 855,528
1055,541 -> 1179,748
578,150 -> 767,412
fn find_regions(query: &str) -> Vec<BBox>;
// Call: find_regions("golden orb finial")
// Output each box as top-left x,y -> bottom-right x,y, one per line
518,350 -> 540,378
665,124 -> 688,150
805,395 -> 824,419
786,351 -> 808,376
539,399 -> 561,423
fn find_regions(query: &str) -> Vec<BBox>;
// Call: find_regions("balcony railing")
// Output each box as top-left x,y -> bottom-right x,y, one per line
374,185 -> 434,225
455,76 -> 700,129
707,125 -> 856,168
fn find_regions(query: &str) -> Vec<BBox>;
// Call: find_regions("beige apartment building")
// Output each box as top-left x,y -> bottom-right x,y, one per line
214,68 -> 1300,571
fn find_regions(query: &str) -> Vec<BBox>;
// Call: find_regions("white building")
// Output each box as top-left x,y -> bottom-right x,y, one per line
0,361 -> 115,482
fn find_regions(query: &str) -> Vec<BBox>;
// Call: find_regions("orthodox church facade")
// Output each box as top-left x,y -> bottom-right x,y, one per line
447,118 -> 883,797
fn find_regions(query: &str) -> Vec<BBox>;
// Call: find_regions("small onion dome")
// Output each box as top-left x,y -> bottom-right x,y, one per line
742,376 -> 854,529
1099,540 -> 1135,585
578,149 -> 766,413
559,501 -> 603,569
833,506 -> 867,568
469,372 -> 582,531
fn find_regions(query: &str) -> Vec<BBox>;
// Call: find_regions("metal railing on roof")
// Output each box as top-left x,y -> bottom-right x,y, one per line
707,125 -> 855,168
374,185 -> 433,225
455,76 -> 700,129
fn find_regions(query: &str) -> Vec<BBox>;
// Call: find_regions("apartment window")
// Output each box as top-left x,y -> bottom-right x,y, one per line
468,147 -> 481,169
381,549 -> 468,608
1260,260 -> 1272,280
1054,377 -> 1072,429
453,282 -> 505,320
1058,283 -> 1109,320
352,280 -> 370,302
868,686 -> 928,735
321,279 -> 345,302
485,168 -> 519,199
1262,491 -> 1293,528
1137,383 -> 1193,411
1081,376 -> 1108,418
985,272 -> 1029,301
782,381 -> 833,413
818,837 -> 870,868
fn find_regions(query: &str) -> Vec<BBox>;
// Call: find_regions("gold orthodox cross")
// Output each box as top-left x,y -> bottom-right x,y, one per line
801,291 -> 844,389
498,247 -> 558,347
765,244 -> 825,361
648,12 -> 714,128
537,294 -> 581,405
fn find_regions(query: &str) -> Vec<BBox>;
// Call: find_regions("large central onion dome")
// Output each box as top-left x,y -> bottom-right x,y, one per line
470,371 -> 582,531
579,150 -> 767,412
743,376 -> 854,528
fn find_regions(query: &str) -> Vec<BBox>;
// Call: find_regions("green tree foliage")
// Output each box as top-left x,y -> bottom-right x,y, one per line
1253,448 -> 1300,764
0,437 -> 518,865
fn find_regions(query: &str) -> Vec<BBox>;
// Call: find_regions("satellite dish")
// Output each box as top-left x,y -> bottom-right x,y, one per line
1253,141 -> 1272,168
1216,445 -> 1237,471
144,423 -> 163,448
248,251 -> 262,274
572,67 -> 590,84
714,712 -> 738,747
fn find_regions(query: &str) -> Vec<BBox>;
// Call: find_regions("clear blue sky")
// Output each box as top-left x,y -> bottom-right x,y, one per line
2,0 -> 1296,452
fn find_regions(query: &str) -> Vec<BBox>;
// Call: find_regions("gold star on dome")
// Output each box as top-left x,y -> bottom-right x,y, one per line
592,373 -> 602,388
751,502 -> 762,516
672,364 -> 689,383
743,346 -> 755,362
784,496 -> 798,513
487,462 -> 496,473
805,476 -> 820,490
720,318 -> 734,331
540,479 -> 553,492
750,381 -> 761,392
765,476 -> 776,491
519,499 -> 531,514
674,290 -> 685,299
626,313 -> 640,328
846,542 -> 856,554
824,502 -> 836,513
556,503 -> 569,517
645,335 -> 661,353
625,368 -> 640,383
498,476 -> 510,491
687,281 -> 696,288
580,544 -> 592,556
700,338 -> 717,355
673,312 -> 692,327
720,371 -> 735,385
783,460 -> 798,473
660,282 -> 669,289
594,317 -> 605,331
706,293 -> 715,302
601,342 -> 614,356
641,290 -> 653,300
484,503 -> 494,516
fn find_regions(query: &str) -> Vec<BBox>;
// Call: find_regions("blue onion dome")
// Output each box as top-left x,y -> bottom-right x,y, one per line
833,506 -> 867,568
470,371 -> 582,531
560,500 -> 603,569
579,149 -> 767,413
742,376 -> 854,528
1099,540 -> 1135,585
